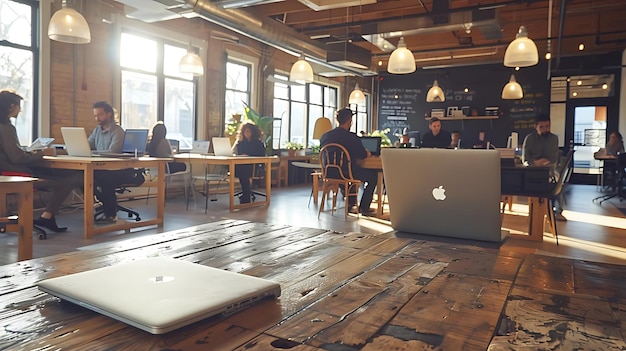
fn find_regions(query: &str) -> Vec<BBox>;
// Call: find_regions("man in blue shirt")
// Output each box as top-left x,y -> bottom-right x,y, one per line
320,108 -> 378,215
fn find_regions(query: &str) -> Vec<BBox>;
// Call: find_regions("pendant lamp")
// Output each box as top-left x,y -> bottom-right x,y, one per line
502,75 -> 523,99
48,0 -> 91,44
179,48 -> 204,76
426,80 -> 445,102
388,37 -> 416,74
289,53 -> 314,83
348,83 -> 366,105
503,26 -> 538,67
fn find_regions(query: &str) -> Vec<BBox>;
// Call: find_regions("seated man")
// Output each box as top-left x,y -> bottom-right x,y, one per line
320,108 -> 378,215
421,117 -> 451,148
522,114 -> 565,221
89,101 -> 129,224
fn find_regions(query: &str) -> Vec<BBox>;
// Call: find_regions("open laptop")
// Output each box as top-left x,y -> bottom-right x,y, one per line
191,140 -> 211,154
98,129 -> 149,157
37,257 -> 281,334
61,127 -> 94,157
381,148 -> 506,242
360,136 -> 382,156
26,137 -> 55,152
212,137 -> 234,156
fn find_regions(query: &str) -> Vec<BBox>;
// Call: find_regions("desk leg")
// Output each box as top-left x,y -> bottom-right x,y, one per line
17,183 -> 33,261
527,197 -> 545,242
265,160 -> 271,206
84,165 -> 95,239
156,162 -> 165,227
229,162 -> 235,212
312,173 -> 320,205
376,171 -> 384,217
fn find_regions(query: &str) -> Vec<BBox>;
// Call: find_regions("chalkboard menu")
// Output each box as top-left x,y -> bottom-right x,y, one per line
378,87 -> 421,138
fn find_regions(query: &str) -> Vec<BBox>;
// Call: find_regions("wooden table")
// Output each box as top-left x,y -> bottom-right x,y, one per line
40,156 -> 169,239
1,220 -> 623,350
174,154 -> 277,212
0,175 -> 36,261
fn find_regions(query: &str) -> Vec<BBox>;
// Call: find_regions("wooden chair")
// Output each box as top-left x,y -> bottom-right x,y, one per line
318,143 -> 362,218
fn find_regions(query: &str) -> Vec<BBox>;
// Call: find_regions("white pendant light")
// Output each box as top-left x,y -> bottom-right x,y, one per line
289,53 -> 314,83
48,0 -> 91,44
348,83 -> 366,105
504,26 -> 538,67
179,49 -> 204,76
502,75 -> 524,99
388,37 -> 416,74
426,80 -> 445,102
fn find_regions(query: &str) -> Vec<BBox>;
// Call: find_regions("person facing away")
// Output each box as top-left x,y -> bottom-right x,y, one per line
319,107 -> 378,215
521,114 -> 566,220
146,122 -> 186,173
232,122 -> 266,204
0,89 -> 83,232
421,117 -> 451,148
89,101 -> 128,224
450,130 -> 461,149
605,131 -> 624,156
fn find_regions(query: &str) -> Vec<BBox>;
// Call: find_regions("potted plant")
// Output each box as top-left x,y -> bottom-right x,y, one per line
369,128 -> 392,147
225,114 -> 242,144
285,141 -> 304,157
242,102 -> 280,156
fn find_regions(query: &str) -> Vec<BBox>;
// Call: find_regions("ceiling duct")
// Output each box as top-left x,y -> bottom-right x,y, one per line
211,0 -> 285,9
298,0 -> 376,11
185,0 -> 372,75
326,41 -> 371,69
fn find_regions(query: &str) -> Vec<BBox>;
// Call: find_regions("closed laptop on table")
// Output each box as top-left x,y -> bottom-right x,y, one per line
37,257 -> 281,334
382,148 -> 506,242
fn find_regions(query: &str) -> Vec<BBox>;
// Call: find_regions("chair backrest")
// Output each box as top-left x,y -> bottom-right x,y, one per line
319,143 -> 356,181
551,150 -> 574,197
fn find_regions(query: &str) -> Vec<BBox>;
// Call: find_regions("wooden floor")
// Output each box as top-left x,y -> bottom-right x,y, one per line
1,183 -> 625,266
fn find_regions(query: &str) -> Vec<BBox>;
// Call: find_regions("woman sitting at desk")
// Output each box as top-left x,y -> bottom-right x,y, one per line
0,89 -> 82,232
606,131 -> 624,156
232,123 -> 265,204
146,123 -> 186,173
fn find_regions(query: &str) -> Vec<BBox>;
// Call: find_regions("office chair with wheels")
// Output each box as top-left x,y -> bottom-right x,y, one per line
94,168 -> 146,222
593,152 -> 626,204
318,143 -> 362,218
234,163 -> 267,202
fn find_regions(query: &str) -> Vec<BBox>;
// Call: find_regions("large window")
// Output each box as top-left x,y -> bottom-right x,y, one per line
350,97 -> 370,134
272,74 -> 338,149
120,32 -> 196,149
0,0 -> 37,145
224,60 -> 251,130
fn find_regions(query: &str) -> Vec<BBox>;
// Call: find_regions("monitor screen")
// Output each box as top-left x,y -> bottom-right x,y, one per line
408,131 -> 421,148
361,136 -> 382,156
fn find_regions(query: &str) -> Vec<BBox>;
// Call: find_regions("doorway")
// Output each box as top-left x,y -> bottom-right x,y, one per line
572,105 -> 606,175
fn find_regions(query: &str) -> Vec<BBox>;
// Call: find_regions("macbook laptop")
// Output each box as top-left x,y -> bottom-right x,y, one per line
98,129 -> 149,157
212,137 -> 234,156
381,148 -> 506,242
61,127 -> 94,157
360,136 -> 382,156
191,140 -> 211,154
37,257 -> 281,334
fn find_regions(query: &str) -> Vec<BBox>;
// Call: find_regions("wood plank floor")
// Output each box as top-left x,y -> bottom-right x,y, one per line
0,183 -> 625,267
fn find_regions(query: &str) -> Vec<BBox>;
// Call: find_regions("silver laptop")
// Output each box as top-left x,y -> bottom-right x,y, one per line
212,137 -> 233,156
191,140 -> 211,154
37,257 -> 281,334
26,137 -> 55,152
61,127 -> 94,157
381,148 -> 506,242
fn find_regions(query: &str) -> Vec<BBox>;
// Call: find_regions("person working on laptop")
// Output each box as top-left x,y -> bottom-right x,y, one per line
522,114 -> 566,221
232,122 -> 265,204
0,89 -> 83,232
89,101 -> 131,224
146,123 -> 186,173
449,130 -> 461,149
421,117 -> 451,148
320,108 -> 378,215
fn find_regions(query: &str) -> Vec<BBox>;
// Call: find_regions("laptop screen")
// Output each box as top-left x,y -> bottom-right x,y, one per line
122,129 -> 149,154
360,136 -> 382,156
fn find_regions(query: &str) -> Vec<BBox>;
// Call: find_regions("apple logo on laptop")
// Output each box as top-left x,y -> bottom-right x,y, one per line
432,185 -> 446,200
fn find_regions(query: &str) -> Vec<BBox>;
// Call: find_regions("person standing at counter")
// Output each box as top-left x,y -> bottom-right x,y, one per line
421,117 -> 451,148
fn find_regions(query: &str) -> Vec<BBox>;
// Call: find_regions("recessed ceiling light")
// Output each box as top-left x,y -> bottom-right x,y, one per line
545,52 -> 551,60
378,60 -> 383,66
602,83 -> 608,89
464,87 -> 469,93
572,91 -> 578,97
578,43 -> 584,51
576,80 -> 582,86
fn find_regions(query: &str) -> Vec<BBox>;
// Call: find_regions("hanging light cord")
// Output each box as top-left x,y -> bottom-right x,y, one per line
547,0 -> 553,79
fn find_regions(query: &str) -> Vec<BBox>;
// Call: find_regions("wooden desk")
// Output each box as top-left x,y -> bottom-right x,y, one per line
40,156 -> 169,239
361,156 -> 385,217
174,154 -> 276,212
2,220 -> 618,349
0,176 -> 36,261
